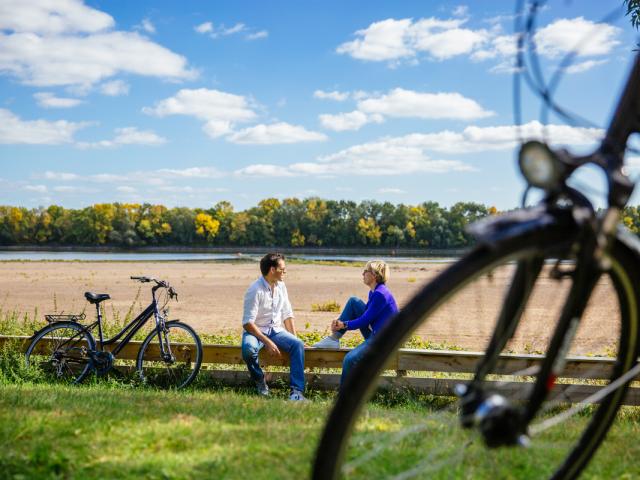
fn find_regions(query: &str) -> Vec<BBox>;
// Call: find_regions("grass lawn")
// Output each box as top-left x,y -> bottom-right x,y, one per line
1,380 -> 639,480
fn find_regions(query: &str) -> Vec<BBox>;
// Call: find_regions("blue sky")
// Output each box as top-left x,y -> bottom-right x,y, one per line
1,0 -> 638,211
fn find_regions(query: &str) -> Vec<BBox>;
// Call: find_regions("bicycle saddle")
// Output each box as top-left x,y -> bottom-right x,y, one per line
84,292 -> 111,304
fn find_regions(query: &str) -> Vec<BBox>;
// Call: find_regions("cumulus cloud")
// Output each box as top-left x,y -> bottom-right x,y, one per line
319,110 -> 384,132
0,108 -> 89,144
314,90 -> 350,101
358,88 -> 494,120
318,88 -> 493,132
0,1 -> 195,87
534,17 -> 620,59
0,0 -> 114,35
144,88 -> 257,122
338,14 -> 619,72
247,30 -> 268,40
140,18 -> 156,34
145,89 -> 324,144
227,122 -> 328,145
76,127 -> 167,149
233,120 -> 603,178
34,92 -> 83,108
100,79 -> 129,96
195,22 -> 213,34
24,184 -> 47,193
194,20 -> 267,41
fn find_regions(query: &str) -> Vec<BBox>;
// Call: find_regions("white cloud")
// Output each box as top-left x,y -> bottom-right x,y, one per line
44,171 -> 80,181
358,88 -> 494,120
0,1 -> 195,87
195,22 -> 213,34
0,109 -> 89,144
410,18 -> 488,60
195,21 -> 267,41
34,92 -> 83,108
318,88 -> 493,132
378,187 -> 406,194
564,59 -> 608,74
319,110 -> 383,132
337,18 -> 415,61
140,18 -> 156,34
100,80 -> 129,96
227,122 -> 328,144
117,186 -> 136,193
24,184 -> 47,193
156,167 -> 224,179
534,17 -> 620,59
314,90 -> 350,101
76,127 -> 166,148
0,0 -> 114,35
234,164 -> 297,177
53,185 -> 89,193
144,88 -> 257,123
338,15 -> 620,71
246,30 -> 268,40
0,31 -> 195,87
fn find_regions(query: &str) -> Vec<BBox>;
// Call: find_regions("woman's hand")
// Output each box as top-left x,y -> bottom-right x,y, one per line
331,319 -> 346,332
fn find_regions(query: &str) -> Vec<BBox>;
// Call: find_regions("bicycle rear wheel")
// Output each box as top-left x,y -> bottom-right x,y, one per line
25,321 -> 96,383
313,227 -> 639,480
136,320 -> 203,389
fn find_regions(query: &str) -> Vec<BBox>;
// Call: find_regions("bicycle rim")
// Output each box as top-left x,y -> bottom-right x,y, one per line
25,321 -> 95,384
313,232 -> 639,480
136,321 -> 203,389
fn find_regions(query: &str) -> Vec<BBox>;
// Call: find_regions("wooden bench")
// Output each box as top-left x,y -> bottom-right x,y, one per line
2,335 -> 638,405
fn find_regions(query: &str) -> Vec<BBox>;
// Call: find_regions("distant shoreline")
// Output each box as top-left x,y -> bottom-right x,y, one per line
0,245 -> 467,257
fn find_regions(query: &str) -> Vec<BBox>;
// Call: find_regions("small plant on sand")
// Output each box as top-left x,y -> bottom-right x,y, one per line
311,300 -> 341,312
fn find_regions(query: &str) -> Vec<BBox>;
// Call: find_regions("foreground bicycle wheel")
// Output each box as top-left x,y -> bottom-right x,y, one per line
25,321 -> 96,383
313,226 -> 639,480
136,320 -> 203,389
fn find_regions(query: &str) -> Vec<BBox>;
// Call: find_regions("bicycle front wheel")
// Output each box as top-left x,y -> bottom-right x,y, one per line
136,321 -> 203,389
313,227 -> 639,480
25,321 -> 96,383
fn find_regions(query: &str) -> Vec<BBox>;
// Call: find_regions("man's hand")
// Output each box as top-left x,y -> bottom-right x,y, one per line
265,339 -> 281,357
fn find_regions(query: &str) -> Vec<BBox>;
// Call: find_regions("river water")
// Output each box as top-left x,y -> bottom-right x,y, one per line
0,250 -> 457,263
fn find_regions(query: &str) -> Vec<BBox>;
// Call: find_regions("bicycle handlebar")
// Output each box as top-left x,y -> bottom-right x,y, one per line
130,276 -> 177,300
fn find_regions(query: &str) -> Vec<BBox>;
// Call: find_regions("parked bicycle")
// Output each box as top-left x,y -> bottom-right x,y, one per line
313,3 -> 640,480
25,276 -> 203,389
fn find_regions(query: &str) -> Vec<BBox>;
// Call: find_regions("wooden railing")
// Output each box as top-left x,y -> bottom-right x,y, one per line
2,335 -> 638,405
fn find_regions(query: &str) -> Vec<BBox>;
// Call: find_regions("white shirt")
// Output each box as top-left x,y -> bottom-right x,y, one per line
242,276 -> 294,334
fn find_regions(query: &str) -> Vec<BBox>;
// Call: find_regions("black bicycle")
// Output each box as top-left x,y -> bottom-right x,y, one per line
314,4 -> 640,480
25,276 -> 203,389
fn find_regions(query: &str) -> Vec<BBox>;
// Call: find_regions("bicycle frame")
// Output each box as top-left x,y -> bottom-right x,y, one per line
82,282 -> 170,359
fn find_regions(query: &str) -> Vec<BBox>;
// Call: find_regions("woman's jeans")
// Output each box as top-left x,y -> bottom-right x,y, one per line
339,296 -> 373,388
241,329 -> 305,392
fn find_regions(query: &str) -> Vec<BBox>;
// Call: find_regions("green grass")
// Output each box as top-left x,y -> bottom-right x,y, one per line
311,300 -> 342,313
0,380 -> 639,480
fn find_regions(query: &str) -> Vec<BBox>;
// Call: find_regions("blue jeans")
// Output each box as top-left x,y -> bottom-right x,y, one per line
339,297 -> 372,387
241,329 -> 305,392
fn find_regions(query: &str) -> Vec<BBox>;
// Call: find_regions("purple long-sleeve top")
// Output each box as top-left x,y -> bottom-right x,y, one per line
343,283 -> 398,335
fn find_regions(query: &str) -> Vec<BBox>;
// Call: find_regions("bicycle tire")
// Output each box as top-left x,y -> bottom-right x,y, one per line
136,320 -> 203,389
25,321 -> 96,384
313,226 -> 639,480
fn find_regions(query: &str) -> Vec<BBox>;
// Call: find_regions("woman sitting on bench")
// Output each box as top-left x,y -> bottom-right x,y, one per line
313,260 -> 398,388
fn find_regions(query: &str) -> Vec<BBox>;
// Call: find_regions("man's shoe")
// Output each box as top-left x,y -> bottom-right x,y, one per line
312,336 -> 340,349
256,380 -> 269,397
289,389 -> 307,401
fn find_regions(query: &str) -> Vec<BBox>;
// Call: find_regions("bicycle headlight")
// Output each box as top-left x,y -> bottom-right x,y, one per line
518,141 -> 564,190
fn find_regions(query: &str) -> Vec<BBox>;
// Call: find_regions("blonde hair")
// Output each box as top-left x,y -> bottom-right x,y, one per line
366,260 -> 389,284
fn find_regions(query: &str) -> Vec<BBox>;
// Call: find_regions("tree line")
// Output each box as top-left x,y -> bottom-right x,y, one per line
2,199 -> 640,250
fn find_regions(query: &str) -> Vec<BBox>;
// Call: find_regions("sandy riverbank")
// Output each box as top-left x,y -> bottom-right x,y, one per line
0,260 -> 620,355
